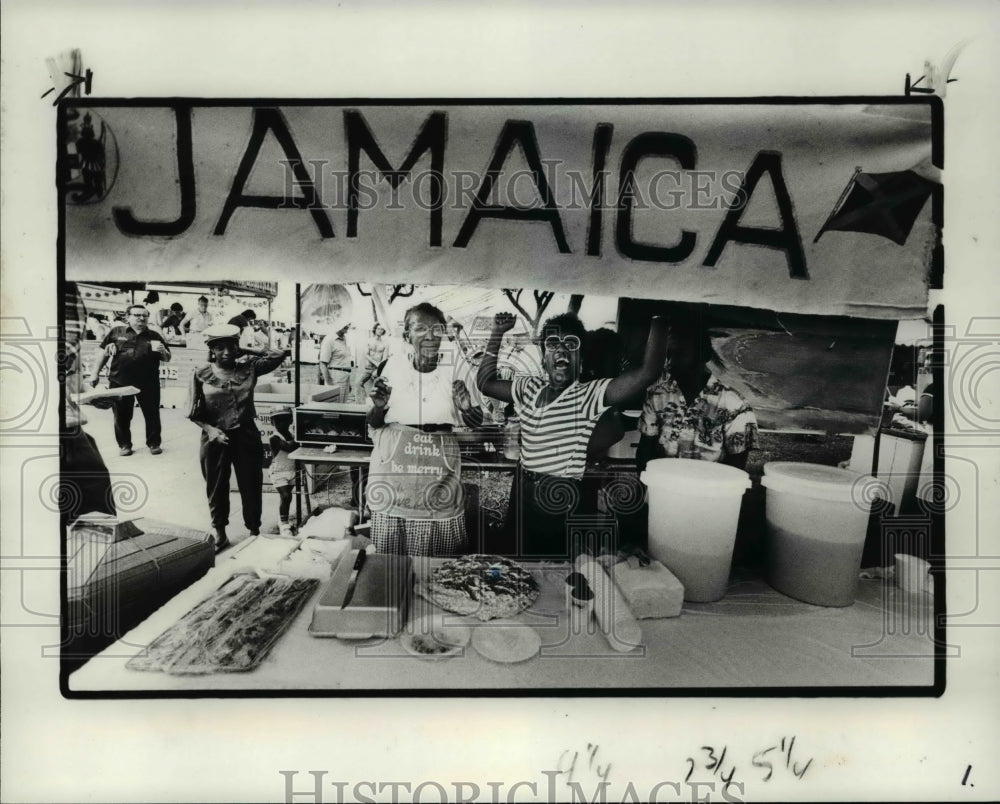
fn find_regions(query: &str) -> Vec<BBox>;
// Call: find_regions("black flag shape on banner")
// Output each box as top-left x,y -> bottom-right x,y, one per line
814,168 -> 937,245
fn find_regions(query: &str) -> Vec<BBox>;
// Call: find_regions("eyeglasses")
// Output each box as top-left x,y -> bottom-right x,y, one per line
129,313 -> 149,319
542,335 -> 581,353
409,324 -> 447,338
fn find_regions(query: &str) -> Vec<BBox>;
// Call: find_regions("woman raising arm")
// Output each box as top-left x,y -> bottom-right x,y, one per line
188,324 -> 287,552
476,311 -> 667,557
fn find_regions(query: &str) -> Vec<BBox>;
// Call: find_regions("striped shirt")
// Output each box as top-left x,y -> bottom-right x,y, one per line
511,376 -> 612,478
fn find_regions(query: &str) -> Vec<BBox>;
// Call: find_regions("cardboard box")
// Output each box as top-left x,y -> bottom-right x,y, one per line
308,550 -> 413,639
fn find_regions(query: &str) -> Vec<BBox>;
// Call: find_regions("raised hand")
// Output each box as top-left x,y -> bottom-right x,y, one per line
492,312 -> 517,335
452,379 -> 473,412
369,376 -> 392,409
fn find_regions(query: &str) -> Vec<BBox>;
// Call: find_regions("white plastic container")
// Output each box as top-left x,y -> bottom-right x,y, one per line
762,462 -> 883,607
640,459 -> 751,602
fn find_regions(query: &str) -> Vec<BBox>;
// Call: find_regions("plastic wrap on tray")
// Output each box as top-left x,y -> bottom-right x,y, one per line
127,573 -> 318,674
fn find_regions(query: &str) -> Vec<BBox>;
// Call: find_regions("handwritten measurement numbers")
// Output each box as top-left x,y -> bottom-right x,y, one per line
687,736 -> 813,793
751,735 -> 813,782
556,742 -> 612,787
685,745 -> 739,794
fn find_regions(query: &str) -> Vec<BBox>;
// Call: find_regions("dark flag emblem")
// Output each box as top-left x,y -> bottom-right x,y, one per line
814,168 -> 937,246
64,109 -> 119,205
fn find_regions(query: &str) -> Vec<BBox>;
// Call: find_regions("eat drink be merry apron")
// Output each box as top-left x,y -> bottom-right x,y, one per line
367,423 -> 463,520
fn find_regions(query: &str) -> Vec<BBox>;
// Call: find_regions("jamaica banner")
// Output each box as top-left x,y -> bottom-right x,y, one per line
63,100 -> 940,320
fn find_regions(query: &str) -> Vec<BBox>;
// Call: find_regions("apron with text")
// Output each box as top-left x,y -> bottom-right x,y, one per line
366,423 -> 463,520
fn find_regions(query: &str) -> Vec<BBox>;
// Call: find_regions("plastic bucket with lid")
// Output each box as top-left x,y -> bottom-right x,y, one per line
762,462 -> 884,607
640,458 -> 751,602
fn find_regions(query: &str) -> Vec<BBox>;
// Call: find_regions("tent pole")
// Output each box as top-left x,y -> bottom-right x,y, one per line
294,283 -> 302,527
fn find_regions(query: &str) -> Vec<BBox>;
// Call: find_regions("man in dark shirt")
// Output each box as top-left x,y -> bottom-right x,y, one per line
90,304 -> 171,456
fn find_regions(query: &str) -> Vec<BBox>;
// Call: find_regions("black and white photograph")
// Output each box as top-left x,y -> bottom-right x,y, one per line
62,100 -> 942,693
2,2 -> 998,802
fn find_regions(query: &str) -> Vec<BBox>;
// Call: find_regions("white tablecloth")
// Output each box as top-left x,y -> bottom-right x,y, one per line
70,537 -> 936,692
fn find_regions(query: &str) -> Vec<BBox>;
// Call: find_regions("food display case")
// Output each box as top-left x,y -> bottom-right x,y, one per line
257,384 -> 341,469
294,402 -> 371,448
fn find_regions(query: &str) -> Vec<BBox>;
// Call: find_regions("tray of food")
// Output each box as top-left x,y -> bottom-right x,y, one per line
420,554 -> 540,622
126,572 -> 318,674
399,614 -> 472,660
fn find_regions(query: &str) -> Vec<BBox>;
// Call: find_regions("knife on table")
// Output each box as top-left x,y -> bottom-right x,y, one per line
340,549 -> 367,609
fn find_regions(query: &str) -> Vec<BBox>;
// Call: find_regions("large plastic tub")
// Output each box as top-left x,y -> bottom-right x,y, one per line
640,459 -> 751,602
762,462 -> 883,607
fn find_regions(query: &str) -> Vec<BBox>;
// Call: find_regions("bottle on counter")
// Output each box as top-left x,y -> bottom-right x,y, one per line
492,400 -> 508,426
503,418 -> 521,461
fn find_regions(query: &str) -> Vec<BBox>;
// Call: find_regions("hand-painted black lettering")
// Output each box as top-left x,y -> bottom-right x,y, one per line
586,124 -> 613,256
453,120 -> 570,253
113,105 -> 196,237
345,110 -> 447,246
704,150 -> 808,279
214,108 -> 334,238
615,131 -> 697,263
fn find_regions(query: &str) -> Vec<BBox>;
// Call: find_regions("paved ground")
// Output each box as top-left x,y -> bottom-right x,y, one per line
81,406 -> 355,550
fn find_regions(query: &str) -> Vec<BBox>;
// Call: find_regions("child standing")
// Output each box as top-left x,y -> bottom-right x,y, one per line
268,408 -> 298,537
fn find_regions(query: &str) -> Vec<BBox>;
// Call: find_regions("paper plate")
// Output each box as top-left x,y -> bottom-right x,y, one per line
471,622 -> 541,664
400,615 -> 471,660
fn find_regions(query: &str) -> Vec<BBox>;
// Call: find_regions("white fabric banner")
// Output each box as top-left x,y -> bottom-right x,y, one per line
64,101 -> 939,319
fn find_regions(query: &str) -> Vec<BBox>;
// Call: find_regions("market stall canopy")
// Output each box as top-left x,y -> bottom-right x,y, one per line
147,281 -> 278,299
64,100 -> 939,320
74,282 -> 133,314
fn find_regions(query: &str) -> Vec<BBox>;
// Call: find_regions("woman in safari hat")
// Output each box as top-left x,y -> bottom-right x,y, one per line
188,323 -> 287,552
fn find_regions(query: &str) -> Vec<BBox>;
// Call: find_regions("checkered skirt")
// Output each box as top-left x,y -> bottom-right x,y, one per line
370,512 -> 468,557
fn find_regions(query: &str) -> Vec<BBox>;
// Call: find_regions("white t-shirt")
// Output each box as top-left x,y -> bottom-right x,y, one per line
381,352 -> 461,426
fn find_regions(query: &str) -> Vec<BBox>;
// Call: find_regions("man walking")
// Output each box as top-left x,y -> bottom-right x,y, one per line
180,295 -> 214,334
90,304 -> 171,456
319,320 -> 354,402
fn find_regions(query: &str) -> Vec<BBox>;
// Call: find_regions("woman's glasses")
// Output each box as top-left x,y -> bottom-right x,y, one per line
409,324 -> 447,338
542,335 -> 581,353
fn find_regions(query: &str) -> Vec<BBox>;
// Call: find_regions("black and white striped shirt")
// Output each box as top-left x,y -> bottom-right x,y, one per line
511,376 -> 612,478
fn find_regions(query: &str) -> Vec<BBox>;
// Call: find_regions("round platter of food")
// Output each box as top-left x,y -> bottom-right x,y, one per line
470,621 -> 541,664
400,614 -> 471,661
425,554 -> 540,621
